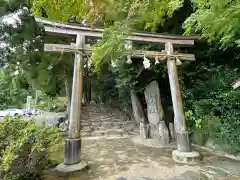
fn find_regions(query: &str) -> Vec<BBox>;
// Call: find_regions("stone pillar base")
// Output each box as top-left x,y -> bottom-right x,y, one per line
64,138 -> 81,165
172,150 -> 201,165
176,131 -> 192,152
131,136 -> 176,148
55,161 -> 87,172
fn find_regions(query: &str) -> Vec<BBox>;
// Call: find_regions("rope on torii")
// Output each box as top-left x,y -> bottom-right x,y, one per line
44,43 -> 195,62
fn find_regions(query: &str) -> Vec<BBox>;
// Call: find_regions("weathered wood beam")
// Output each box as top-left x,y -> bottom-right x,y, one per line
44,44 -> 195,61
64,34 -> 84,165
44,44 -> 89,53
35,17 -> 200,45
132,50 -> 195,61
166,42 -> 191,152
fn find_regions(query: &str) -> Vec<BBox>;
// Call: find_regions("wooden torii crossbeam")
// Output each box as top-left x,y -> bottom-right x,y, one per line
35,17 -> 200,167
35,17 -> 198,45
44,44 -> 196,61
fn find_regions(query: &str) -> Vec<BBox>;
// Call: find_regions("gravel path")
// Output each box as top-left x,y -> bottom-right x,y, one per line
44,137 -> 240,180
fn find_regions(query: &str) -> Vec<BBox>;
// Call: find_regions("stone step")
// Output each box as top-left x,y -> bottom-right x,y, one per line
85,117 -> 123,121
78,130 -> 139,137
80,123 -> 136,132
81,117 -> 130,122
60,104 -> 137,138
75,105 -> 137,137
82,113 -> 120,117
80,128 -> 123,136
81,129 -> 139,137
83,109 -> 123,114
80,120 -> 135,126
83,110 -> 126,115
82,106 -> 119,110
81,121 -> 131,126
83,113 -> 123,118
84,112 -> 128,116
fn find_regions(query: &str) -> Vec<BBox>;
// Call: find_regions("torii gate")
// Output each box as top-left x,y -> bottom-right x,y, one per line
35,17 -> 201,169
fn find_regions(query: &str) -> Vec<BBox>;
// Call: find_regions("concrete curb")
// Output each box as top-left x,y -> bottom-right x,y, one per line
193,144 -> 240,161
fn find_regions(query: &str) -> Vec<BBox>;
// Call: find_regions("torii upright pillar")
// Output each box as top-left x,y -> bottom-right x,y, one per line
165,42 -> 200,164
65,34 -> 84,164
56,34 -> 87,171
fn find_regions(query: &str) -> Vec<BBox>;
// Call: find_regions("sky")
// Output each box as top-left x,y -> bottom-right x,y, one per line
1,9 -> 22,27
0,9 -> 24,71
0,9 -> 23,49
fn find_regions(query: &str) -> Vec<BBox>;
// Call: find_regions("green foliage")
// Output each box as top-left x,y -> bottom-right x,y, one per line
183,62 -> 240,153
0,70 -> 28,109
184,0 -> 240,45
1,4 -> 74,101
92,25 -> 128,72
32,0 -> 184,31
0,116 -> 63,180
36,93 -> 67,112
0,0 -> 31,12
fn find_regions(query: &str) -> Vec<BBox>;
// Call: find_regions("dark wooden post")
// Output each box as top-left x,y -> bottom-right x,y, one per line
165,42 -> 191,152
64,34 -> 85,165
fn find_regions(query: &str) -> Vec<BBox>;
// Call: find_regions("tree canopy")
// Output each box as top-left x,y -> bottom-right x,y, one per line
32,0 -> 184,31
184,0 -> 240,46
0,2 -> 75,96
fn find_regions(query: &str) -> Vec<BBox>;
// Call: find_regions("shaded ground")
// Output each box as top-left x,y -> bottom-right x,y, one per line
44,137 -> 240,180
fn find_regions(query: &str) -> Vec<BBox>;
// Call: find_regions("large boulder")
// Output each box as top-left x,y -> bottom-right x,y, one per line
144,81 -> 170,144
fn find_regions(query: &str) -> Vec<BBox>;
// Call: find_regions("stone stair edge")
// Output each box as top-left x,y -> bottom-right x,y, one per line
60,104 -> 136,137
81,118 -> 131,122
82,104 -> 131,116
80,120 -> 135,123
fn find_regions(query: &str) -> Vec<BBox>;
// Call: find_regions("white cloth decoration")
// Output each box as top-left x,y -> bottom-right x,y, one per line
143,55 -> 150,69
176,57 -> 182,66
14,70 -> 19,75
86,57 -> 92,69
111,60 -> 117,68
124,40 -> 132,50
155,56 -> 159,64
126,55 -> 132,64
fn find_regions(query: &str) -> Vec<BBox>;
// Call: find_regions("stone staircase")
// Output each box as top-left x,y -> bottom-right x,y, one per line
80,104 -> 139,137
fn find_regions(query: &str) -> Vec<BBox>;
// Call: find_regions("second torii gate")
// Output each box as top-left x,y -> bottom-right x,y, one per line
35,17 -> 201,170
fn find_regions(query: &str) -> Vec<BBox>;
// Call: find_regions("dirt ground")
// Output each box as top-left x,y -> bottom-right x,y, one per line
44,136 -> 240,180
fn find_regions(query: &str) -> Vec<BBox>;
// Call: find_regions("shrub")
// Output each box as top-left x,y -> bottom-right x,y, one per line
185,90 -> 240,154
0,116 -> 63,180
36,96 -> 67,112
0,71 -> 28,110
183,65 -> 240,154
